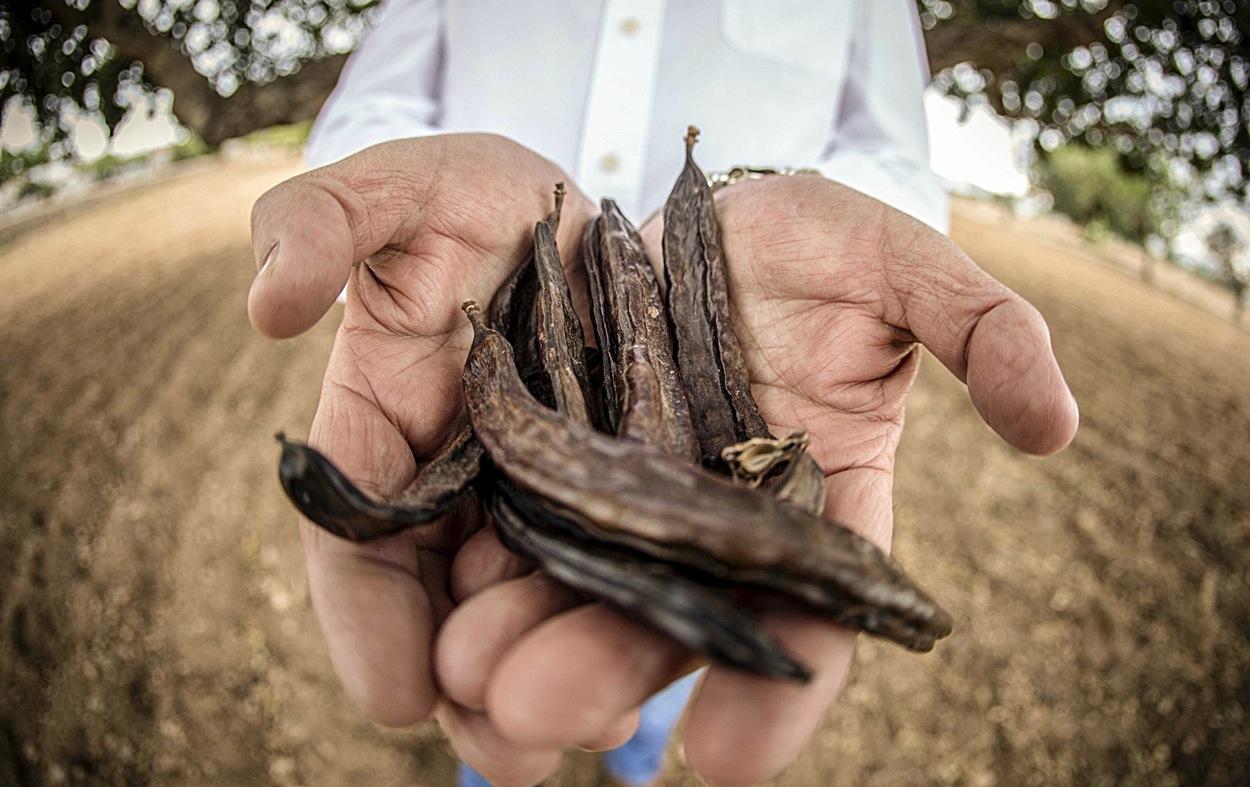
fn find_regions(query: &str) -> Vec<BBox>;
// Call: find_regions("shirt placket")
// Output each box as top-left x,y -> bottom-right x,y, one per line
575,0 -> 668,222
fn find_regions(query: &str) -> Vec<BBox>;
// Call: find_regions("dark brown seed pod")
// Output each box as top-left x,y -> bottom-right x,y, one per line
532,191 -> 595,423
488,482 -> 810,682
583,212 -> 620,432
490,186 -> 570,408
460,301 -> 952,651
594,199 -> 698,460
662,126 -> 771,464
276,428 -> 480,541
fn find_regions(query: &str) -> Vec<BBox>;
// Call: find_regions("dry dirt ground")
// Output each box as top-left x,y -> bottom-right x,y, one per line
2,154 -> 1248,786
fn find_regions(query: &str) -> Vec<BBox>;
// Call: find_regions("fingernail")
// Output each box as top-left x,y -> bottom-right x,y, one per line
258,241 -> 280,274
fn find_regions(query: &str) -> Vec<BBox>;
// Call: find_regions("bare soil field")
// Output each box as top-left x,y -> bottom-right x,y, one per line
2,155 -> 1248,786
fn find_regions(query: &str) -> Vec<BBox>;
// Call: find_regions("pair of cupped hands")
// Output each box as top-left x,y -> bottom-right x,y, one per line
247,134 -> 1078,786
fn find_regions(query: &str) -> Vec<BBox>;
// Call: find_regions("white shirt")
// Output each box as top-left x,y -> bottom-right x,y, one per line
307,0 -> 948,232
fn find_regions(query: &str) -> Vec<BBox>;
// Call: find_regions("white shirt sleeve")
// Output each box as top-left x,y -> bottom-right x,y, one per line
304,0 -> 445,168
815,0 -> 950,234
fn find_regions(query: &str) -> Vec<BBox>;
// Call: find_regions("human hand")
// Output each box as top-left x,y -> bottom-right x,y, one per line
247,135 -> 596,739
432,175 -> 1079,785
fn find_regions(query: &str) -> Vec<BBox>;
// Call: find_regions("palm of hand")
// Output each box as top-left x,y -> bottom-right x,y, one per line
699,177 -> 926,549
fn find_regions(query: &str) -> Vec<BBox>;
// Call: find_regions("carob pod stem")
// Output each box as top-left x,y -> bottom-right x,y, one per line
459,301 -> 952,651
488,481 -> 810,682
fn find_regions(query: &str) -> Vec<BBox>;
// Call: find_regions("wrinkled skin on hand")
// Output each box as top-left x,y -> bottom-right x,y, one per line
250,145 -> 1078,787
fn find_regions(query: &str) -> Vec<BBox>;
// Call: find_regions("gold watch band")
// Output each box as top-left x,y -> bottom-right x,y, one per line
705,166 -> 822,192
641,165 -> 823,226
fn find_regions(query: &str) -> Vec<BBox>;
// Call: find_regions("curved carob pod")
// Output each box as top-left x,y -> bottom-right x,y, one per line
488,481 -> 810,682
459,301 -> 952,652
276,428 -> 481,541
490,184 -> 569,408
593,199 -> 699,460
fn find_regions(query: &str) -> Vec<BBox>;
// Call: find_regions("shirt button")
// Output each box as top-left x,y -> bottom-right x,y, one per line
599,152 -> 621,173
618,16 -> 640,37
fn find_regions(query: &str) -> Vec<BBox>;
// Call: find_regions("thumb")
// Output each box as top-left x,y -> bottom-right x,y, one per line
247,141 -> 440,338
248,176 -> 358,338
883,221 -> 1080,456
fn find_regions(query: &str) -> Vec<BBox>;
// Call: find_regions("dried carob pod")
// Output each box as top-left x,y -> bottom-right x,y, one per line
488,481 -> 809,681
771,447 -> 827,515
589,199 -> 698,460
276,427 -> 480,541
490,186 -> 569,407
582,216 -> 619,431
662,126 -> 771,465
662,128 -> 827,510
532,184 -> 596,425
460,301 -> 952,651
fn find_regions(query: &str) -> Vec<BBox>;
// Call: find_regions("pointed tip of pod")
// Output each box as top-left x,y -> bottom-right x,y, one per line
275,432 -> 308,476
274,437 -> 441,542
782,658 -> 814,684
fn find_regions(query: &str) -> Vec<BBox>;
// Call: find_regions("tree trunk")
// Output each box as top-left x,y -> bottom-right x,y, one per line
1140,248 -> 1155,285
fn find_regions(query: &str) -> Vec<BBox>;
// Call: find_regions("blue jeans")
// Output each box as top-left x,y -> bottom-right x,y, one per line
457,671 -> 701,787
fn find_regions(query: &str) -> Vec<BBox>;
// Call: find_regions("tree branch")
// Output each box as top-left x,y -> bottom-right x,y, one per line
924,5 -> 1123,82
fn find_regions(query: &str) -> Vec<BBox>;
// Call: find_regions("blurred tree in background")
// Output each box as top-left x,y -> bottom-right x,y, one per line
1038,144 -> 1160,241
1,0 -> 377,154
1206,219 -> 1248,317
921,0 -> 1248,208
1,0 -> 1246,212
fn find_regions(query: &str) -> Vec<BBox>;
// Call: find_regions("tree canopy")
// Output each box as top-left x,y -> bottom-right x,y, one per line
922,0 -> 1248,205
1,0 -> 377,150
1,0 -> 1247,205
